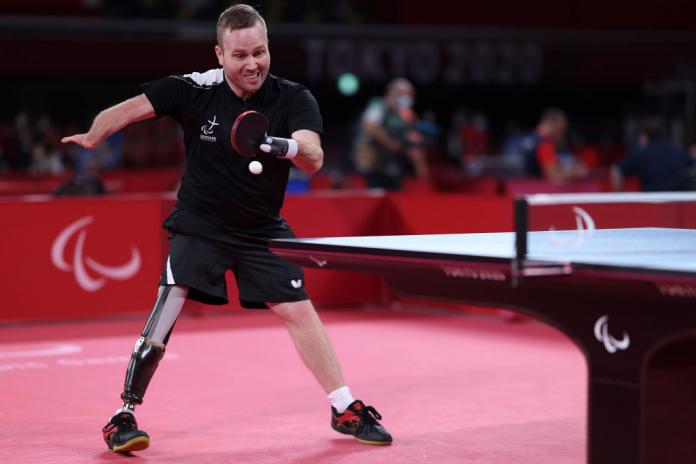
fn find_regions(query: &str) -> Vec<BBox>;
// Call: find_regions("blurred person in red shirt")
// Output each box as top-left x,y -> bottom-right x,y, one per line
460,112 -> 491,156
520,108 -> 587,181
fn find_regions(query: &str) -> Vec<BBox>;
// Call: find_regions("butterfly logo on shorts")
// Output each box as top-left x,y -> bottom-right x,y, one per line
291,279 -> 303,288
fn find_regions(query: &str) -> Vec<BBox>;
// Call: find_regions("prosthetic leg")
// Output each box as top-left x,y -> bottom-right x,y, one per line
121,285 -> 187,407
103,285 -> 188,453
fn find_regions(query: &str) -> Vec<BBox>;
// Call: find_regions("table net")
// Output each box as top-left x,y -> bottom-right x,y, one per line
513,192 -> 696,277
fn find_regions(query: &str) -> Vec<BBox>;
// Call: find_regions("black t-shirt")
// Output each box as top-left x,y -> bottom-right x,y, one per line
617,138 -> 693,191
142,69 -> 323,240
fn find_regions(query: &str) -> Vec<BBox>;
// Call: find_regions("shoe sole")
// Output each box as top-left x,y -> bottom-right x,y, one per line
111,436 -> 150,453
356,437 -> 393,446
333,424 -> 392,446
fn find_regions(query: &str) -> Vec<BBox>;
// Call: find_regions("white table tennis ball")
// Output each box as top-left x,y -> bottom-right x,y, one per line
249,160 -> 263,175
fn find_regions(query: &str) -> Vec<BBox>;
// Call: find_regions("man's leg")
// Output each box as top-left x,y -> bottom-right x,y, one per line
102,285 -> 188,453
268,299 -> 392,445
267,299 -> 344,393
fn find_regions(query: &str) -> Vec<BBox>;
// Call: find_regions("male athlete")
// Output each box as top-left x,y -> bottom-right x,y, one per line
62,4 -> 392,452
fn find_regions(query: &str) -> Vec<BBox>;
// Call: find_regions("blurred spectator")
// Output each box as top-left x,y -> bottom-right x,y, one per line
352,77 -> 428,190
674,144 -> 696,190
447,107 -> 467,163
461,112 -> 491,156
415,109 -> 445,165
501,119 -> 525,159
519,108 -> 587,181
30,135 -> 64,176
122,119 -> 183,168
447,108 -> 491,160
569,131 -> 601,170
54,156 -> 106,197
149,118 -> 185,165
611,117 -> 694,191
72,133 -> 124,173
0,110 -> 184,177
416,109 -> 442,148
12,110 -> 33,172
30,113 -> 66,176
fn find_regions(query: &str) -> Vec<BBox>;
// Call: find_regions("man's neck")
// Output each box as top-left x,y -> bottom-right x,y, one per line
225,75 -> 254,101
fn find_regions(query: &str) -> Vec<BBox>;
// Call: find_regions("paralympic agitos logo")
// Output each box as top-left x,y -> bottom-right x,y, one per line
50,216 -> 141,292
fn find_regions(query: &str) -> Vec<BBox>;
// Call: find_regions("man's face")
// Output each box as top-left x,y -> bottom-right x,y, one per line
550,118 -> 568,141
215,22 -> 270,99
385,82 -> 415,110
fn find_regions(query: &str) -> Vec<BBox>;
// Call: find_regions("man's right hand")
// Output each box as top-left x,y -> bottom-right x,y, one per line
61,94 -> 156,150
61,133 -> 95,149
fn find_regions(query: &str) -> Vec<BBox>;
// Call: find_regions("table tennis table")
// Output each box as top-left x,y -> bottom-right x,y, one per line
271,226 -> 696,464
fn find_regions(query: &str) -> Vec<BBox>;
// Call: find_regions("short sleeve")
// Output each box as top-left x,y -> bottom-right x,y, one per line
361,100 -> 385,124
141,75 -> 189,122
287,88 -> 323,135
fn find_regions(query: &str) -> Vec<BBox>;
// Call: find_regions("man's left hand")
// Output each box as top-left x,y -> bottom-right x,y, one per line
260,136 -> 298,159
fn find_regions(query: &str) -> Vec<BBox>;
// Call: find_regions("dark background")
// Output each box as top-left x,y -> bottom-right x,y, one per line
2,0 -> 696,167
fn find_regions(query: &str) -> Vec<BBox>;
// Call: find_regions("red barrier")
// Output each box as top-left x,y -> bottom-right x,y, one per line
1,195 -> 166,322
281,193 -> 390,307
385,194 -> 513,234
0,168 -> 182,196
0,176 -> 67,195
500,176 -> 641,195
101,168 -> 181,193
3,192 -> 691,323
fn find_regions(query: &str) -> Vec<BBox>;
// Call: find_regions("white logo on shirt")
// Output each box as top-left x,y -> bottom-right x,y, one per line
200,115 -> 219,142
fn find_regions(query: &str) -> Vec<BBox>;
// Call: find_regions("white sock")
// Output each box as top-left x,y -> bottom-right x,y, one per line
328,386 -> 355,413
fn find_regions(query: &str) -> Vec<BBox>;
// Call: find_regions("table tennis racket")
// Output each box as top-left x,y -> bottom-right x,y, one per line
231,110 -> 268,157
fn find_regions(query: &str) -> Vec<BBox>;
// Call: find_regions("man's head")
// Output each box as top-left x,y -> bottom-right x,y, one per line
384,78 -> 416,111
538,108 -> 568,141
215,4 -> 269,100
639,116 -> 666,143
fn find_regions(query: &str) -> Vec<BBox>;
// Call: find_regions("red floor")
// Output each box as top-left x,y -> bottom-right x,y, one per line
1,306 -> 586,464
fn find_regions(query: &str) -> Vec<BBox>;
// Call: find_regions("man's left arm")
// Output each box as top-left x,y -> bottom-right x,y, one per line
291,129 -> 323,174
260,87 -> 324,174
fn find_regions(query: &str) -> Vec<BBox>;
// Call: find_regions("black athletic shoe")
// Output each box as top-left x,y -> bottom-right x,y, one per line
331,400 -> 393,445
102,410 -> 150,453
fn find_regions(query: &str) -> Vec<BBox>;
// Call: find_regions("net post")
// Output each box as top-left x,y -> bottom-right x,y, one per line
513,197 -> 528,286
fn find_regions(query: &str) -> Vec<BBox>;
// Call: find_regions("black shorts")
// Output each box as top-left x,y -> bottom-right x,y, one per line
160,232 -> 308,309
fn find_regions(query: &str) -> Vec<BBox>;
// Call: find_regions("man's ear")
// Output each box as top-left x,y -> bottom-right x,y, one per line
215,45 -> 224,66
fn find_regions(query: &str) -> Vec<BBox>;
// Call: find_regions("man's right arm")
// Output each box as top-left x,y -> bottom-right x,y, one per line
538,140 -> 588,181
61,94 -> 155,148
362,120 -> 402,153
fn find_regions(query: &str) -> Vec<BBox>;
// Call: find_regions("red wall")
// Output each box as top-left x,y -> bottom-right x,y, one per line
1,195 -> 166,321
7,192 -> 690,323
0,193 -> 514,322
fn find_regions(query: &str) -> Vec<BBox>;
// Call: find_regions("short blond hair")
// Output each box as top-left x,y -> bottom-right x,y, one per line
540,107 -> 567,125
216,4 -> 267,48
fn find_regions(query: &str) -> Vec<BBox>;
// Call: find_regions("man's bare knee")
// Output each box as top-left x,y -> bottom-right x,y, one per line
269,300 -> 315,325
